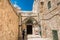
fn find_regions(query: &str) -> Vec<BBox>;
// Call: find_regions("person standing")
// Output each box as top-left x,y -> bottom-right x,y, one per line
22,29 -> 25,40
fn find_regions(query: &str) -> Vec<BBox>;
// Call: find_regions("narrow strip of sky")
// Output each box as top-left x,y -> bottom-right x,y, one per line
10,0 -> 34,11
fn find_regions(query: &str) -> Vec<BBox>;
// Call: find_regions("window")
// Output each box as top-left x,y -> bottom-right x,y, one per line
48,1 -> 51,9
27,25 -> 32,34
41,2 -> 44,5
52,30 -> 58,40
57,2 -> 60,5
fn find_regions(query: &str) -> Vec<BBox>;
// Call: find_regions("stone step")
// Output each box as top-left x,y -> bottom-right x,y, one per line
27,35 -> 51,40
27,38 -> 50,40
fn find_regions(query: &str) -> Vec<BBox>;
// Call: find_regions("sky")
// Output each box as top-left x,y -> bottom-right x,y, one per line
10,0 -> 34,11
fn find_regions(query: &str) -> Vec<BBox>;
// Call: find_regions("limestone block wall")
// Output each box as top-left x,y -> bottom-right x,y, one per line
0,0 -> 18,40
40,12 -> 60,40
57,15 -> 60,40
40,6 -> 60,40
43,0 -> 57,14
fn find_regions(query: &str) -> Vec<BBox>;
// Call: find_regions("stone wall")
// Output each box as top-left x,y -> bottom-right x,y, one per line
39,0 -> 60,40
35,0 -> 60,40
0,0 -> 18,40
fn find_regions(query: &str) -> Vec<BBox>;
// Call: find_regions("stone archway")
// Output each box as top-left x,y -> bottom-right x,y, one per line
26,19 -> 33,35
22,17 -> 38,30
22,17 -> 41,38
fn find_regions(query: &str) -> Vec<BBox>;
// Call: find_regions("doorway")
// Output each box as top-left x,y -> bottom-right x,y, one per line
27,25 -> 32,35
52,30 -> 58,40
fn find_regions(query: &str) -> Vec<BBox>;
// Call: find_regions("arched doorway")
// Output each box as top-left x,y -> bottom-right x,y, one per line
22,17 -> 41,40
26,19 -> 33,35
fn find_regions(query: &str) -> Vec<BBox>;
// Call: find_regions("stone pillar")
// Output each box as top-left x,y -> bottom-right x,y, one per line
18,13 -> 22,40
18,25 -> 22,40
41,21 -> 47,38
58,30 -> 60,40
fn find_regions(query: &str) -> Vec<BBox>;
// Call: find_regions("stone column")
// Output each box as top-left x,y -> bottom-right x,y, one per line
58,30 -> 60,40
41,21 -> 47,38
18,13 -> 22,40
18,25 -> 22,40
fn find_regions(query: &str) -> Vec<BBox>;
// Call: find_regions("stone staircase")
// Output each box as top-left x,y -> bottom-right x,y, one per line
27,35 -> 51,40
